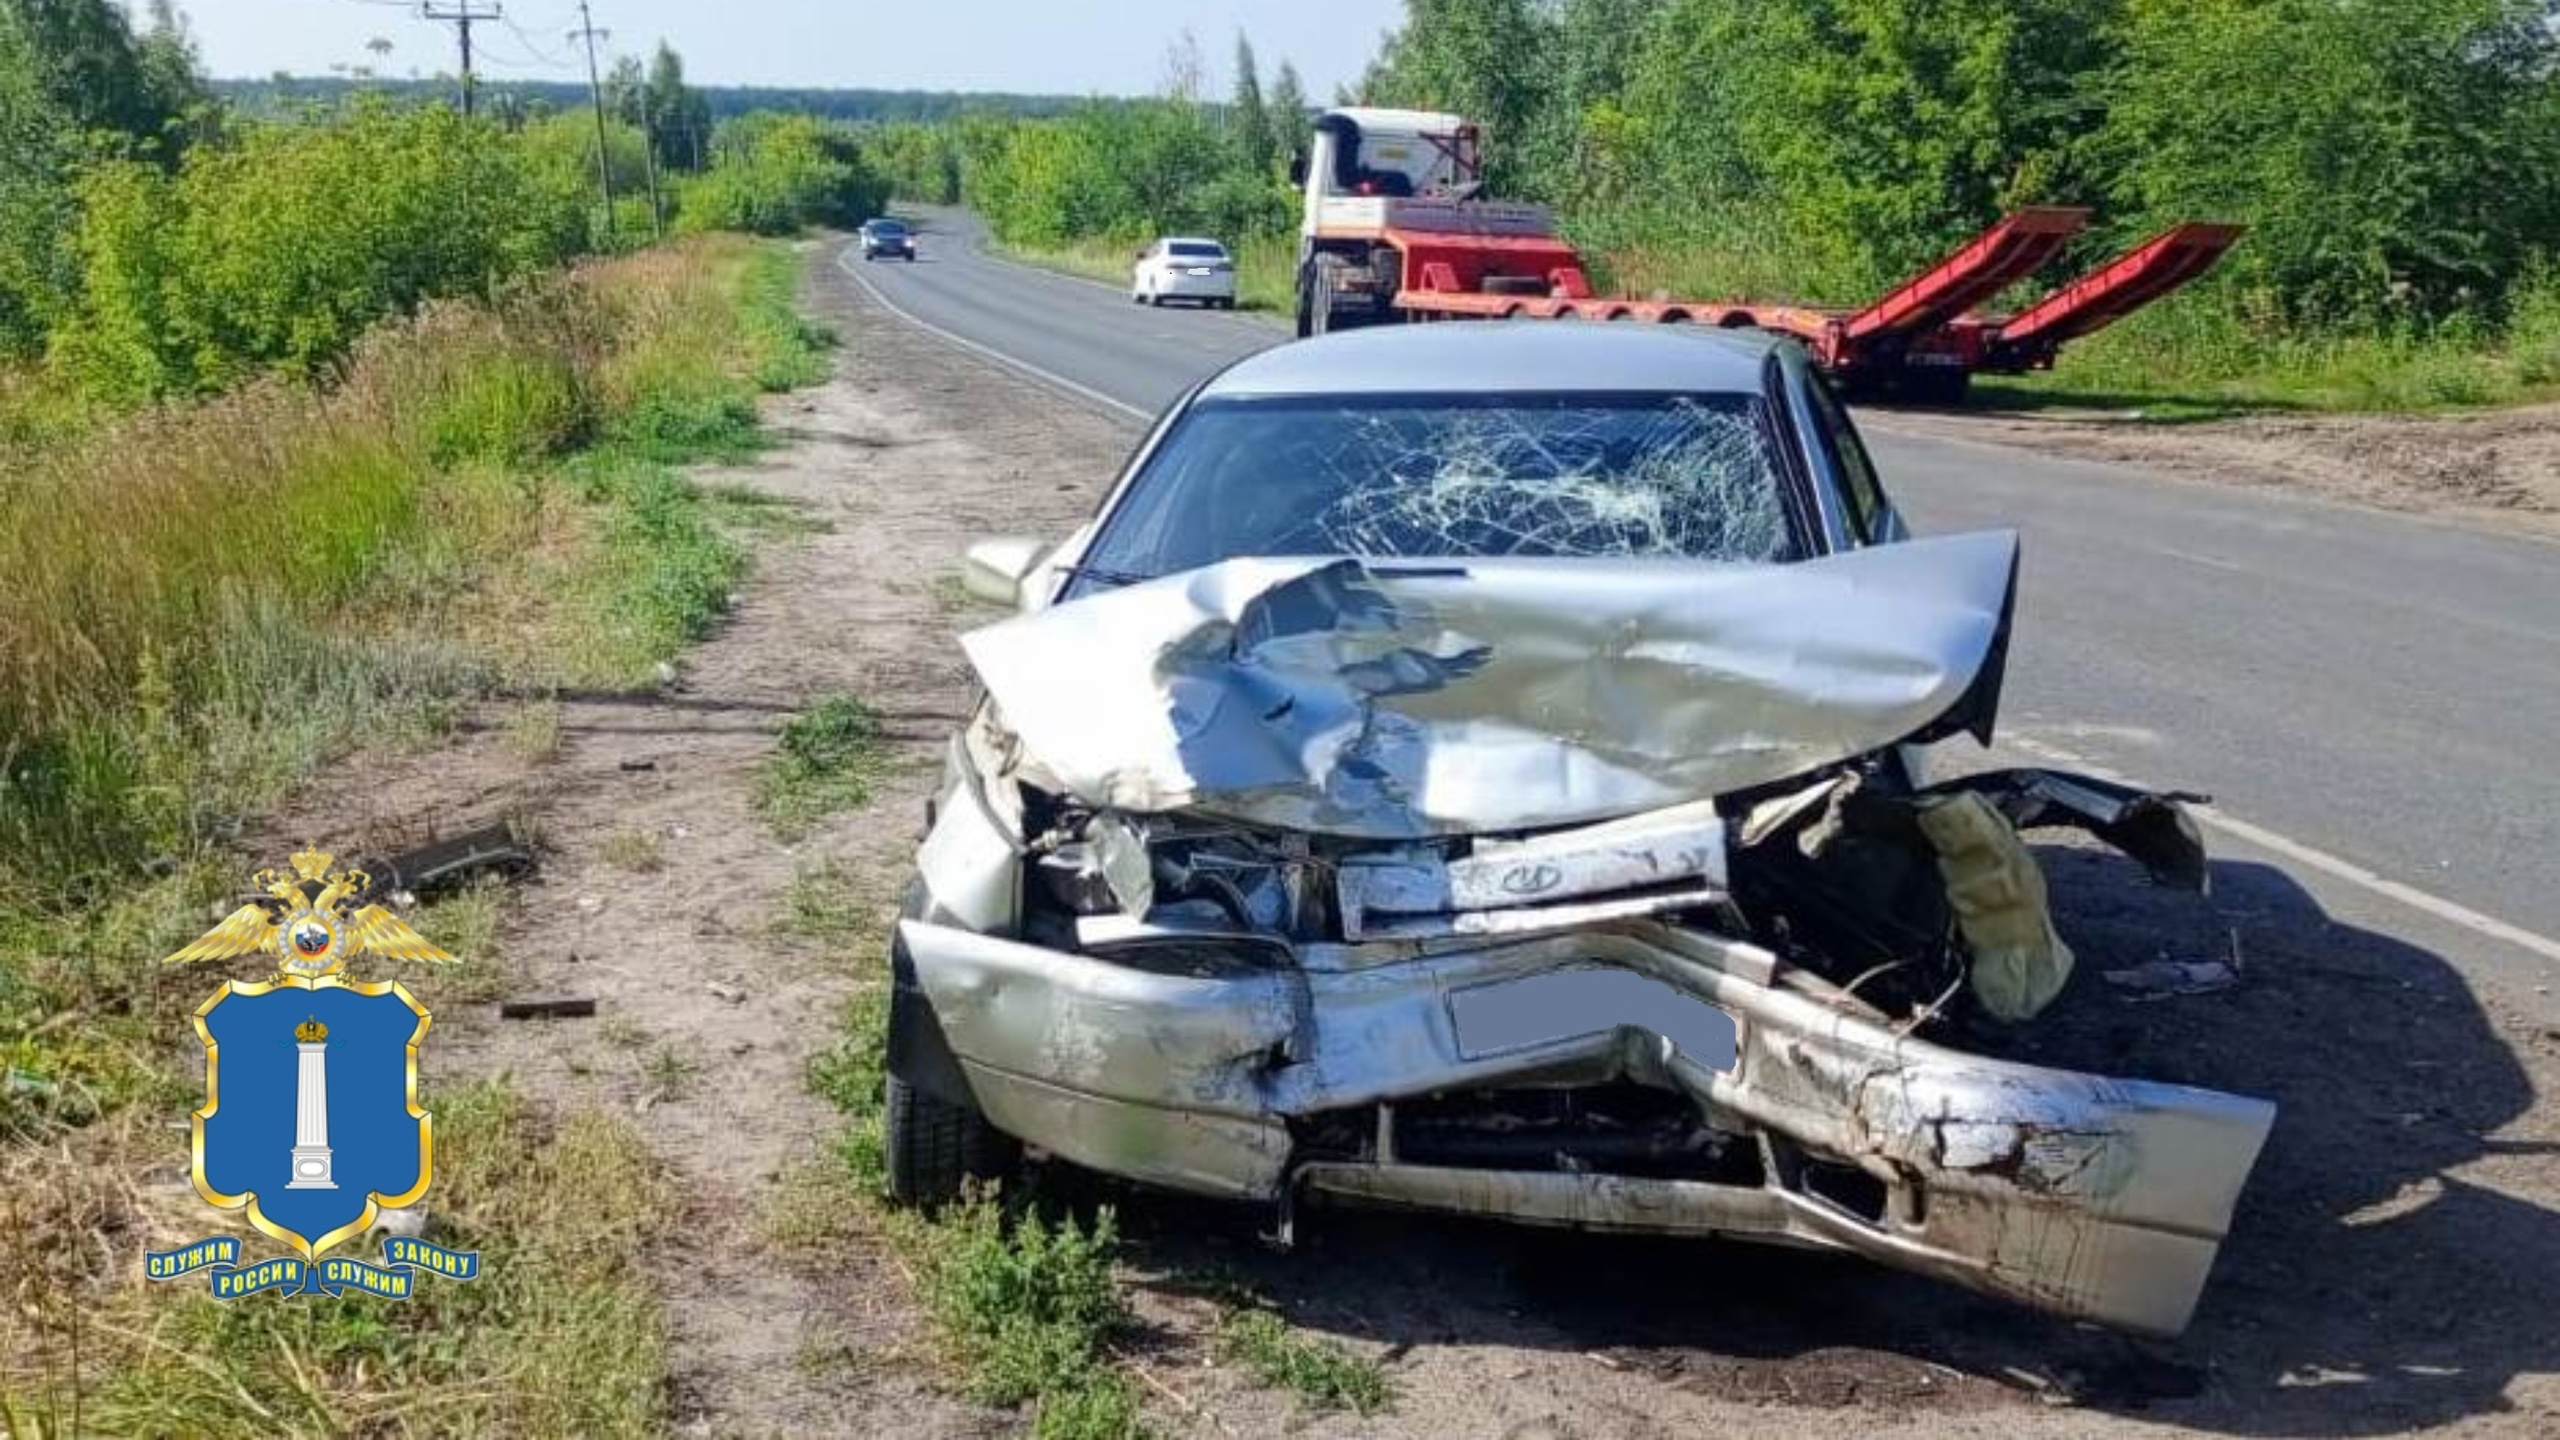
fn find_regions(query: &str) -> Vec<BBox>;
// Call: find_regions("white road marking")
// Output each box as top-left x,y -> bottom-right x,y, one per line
835,235 -> 2560,971
833,243 -> 1153,422
2158,546 -> 2248,574
2005,733 -> 2560,966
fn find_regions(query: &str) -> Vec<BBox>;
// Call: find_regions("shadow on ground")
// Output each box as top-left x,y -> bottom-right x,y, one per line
1061,851 -> 2558,1434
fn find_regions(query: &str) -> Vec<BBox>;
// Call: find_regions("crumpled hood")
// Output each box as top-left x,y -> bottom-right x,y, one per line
962,530 -> 2019,838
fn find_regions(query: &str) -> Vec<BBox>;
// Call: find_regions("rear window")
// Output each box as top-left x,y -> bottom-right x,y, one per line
1167,242 -> 1226,259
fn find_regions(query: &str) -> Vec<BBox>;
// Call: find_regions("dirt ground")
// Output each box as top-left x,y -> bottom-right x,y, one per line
269,242 -> 2560,1437
1882,401 -> 2560,541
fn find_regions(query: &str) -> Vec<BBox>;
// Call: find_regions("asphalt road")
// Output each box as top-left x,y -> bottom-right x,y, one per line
842,211 -> 2560,976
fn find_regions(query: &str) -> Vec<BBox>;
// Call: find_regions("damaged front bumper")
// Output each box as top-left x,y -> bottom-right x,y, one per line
897,913 -> 2273,1336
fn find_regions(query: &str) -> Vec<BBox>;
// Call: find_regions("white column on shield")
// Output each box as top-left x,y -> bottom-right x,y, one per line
286,1033 -> 337,1189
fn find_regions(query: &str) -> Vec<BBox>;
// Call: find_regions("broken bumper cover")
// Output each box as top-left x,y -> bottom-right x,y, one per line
898,916 -> 2273,1336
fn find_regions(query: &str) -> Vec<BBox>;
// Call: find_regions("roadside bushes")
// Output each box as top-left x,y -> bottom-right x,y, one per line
960,99 -> 1293,251
0,237 -> 797,898
679,113 -> 888,236
50,101 -> 586,404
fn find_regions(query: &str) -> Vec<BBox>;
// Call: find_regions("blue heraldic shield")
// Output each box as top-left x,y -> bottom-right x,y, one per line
195,978 -> 431,1259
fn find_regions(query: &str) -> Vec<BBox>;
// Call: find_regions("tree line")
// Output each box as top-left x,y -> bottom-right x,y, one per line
915,0 -> 2560,346
0,0 -> 887,411
1362,0 -> 2560,327
219,76 -> 1086,127
921,33 -> 1309,252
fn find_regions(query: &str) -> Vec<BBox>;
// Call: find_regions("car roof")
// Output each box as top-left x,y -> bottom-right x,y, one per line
1199,323 -> 1786,400
1158,236 -> 1227,249
1322,105 -> 1468,135
866,217 -> 907,228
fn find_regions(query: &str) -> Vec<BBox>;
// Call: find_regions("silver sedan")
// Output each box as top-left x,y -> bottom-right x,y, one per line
884,323 -> 2272,1337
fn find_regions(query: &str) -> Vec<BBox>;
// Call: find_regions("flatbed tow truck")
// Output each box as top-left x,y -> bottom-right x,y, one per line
1291,107 -> 2240,402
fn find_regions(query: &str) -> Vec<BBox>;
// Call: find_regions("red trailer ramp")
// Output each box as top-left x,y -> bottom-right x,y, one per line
1988,222 -> 2244,370
1843,207 -> 2090,344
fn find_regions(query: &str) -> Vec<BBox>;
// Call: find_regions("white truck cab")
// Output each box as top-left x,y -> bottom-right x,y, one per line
1290,108 -> 1560,336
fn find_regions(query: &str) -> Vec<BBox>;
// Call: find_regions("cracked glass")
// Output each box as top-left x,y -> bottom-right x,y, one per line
1077,392 -> 1800,589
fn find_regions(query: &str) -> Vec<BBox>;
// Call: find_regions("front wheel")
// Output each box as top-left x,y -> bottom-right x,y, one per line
884,1073 -> 1019,1205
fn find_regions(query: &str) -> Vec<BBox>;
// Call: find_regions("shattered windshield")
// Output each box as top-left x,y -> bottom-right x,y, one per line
1075,393 -> 1801,589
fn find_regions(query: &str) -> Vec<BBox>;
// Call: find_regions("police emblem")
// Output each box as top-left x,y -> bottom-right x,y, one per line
146,845 -> 482,1299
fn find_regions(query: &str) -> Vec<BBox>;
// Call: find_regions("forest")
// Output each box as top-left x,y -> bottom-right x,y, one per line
0,1 -> 888,418
930,0 -> 2560,408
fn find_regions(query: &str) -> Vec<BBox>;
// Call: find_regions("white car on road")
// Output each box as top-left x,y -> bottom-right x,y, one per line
1132,237 -> 1238,309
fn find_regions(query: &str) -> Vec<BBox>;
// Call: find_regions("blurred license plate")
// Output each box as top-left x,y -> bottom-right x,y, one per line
1449,969 -> 1738,1072
1186,266 -> 1216,276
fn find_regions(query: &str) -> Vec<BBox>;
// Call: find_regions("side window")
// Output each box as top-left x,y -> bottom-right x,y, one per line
1806,374 -> 1889,543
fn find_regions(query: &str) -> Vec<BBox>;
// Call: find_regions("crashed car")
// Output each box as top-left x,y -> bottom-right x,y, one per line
885,324 -> 2273,1336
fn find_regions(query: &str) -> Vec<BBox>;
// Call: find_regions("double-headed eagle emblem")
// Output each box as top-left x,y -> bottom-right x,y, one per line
164,845 -> 453,979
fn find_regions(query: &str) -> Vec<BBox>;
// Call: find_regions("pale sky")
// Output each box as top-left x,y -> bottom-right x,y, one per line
174,0 -> 1405,98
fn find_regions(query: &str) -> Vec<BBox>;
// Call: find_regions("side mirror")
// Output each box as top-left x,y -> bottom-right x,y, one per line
962,537 -> 1047,609
1286,151 -> 1307,186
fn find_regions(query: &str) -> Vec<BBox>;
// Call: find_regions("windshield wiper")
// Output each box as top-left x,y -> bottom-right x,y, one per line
1055,563 -> 1156,590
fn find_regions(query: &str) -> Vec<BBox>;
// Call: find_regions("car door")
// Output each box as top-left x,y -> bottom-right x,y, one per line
1804,371 -> 1907,544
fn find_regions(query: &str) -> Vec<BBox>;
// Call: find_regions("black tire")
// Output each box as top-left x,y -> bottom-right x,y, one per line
1308,258 -> 1349,336
1482,274 -> 1545,297
1897,367 -> 1972,406
885,1072 -> 1019,1205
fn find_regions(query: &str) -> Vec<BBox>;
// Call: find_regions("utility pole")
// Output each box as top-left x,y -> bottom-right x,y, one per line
418,2 -> 500,118
638,116 -> 665,239
569,0 -> 615,244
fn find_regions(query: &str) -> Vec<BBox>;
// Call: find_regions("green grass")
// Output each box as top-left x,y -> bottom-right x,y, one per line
0,234 -> 836,1431
752,696 -> 888,841
703,481 -> 831,537
802,1006 -> 1147,1435
15,1082 -> 675,1438
739,245 -> 841,392
1214,1307 -> 1392,1416
643,1043 -> 699,1098
807,986 -> 893,1192
600,828 -> 665,873
418,874 -> 512,1003
777,859 -> 886,947
1980,279 -> 2560,415
789,856 -> 1149,1436
901,1196 -> 1146,1440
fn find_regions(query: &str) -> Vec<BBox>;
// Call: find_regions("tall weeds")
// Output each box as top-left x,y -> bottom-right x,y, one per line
0,239 -> 798,901
0,234 -> 824,1434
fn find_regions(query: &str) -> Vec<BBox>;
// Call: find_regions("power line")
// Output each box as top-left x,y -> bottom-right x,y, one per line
419,2 -> 503,117
568,0 -> 616,244
500,12 -> 573,68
